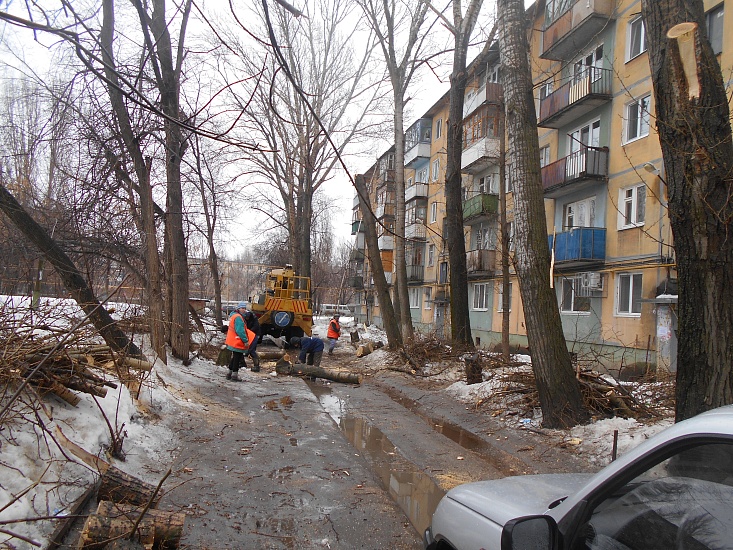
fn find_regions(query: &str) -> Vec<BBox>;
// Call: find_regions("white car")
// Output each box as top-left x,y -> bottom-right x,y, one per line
425,405 -> 733,550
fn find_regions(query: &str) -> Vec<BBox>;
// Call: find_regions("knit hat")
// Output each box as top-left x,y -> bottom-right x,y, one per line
289,336 -> 302,348
237,301 -> 248,310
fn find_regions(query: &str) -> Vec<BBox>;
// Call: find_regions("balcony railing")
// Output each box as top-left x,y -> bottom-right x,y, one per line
405,183 -> 428,202
407,264 -> 425,283
378,235 -> 394,250
461,135 -> 501,173
349,249 -> 366,263
541,146 -> 608,197
539,68 -> 612,128
406,222 -> 426,240
548,227 -> 606,265
348,276 -> 364,289
351,219 -> 363,234
462,193 -> 499,223
463,82 -> 504,118
467,249 -> 496,274
542,0 -> 616,61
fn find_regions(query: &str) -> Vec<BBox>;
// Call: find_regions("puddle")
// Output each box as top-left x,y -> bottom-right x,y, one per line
306,380 -> 445,535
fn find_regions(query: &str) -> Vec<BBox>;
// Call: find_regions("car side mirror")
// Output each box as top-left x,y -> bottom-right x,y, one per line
501,515 -> 558,550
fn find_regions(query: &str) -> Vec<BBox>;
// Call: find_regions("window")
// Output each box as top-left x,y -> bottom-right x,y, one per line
617,273 -> 643,315
627,16 -> 647,60
430,202 -> 438,223
573,45 -> 604,83
409,287 -> 420,309
539,145 -> 550,168
424,287 -> 432,310
416,167 -> 428,184
561,278 -> 590,313
618,185 -> 646,228
407,177 -> 413,187
435,118 -> 443,139
706,4 -> 725,55
439,262 -> 449,284
563,197 -> 596,229
575,442 -> 733,550
625,94 -> 651,142
428,244 -> 435,266
539,80 -> 553,101
497,282 -> 512,312
431,158 -> 440,181
473,283 -> 489,310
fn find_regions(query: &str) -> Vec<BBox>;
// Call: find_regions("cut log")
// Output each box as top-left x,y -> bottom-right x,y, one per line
98,466 -> 162,507
276,362 -> 361,384
356,341 -> 374,357
48,381 -> 82,406
95,501 -> 185,548
77,514 -> 154,549
256,350 -> 287,361
121,357 -> 153,372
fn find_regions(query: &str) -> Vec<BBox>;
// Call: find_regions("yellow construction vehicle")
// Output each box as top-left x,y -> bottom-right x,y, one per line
250,265 -> 313,340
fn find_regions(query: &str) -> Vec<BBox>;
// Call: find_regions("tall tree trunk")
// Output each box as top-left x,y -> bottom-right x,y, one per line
499,104 -> 510,359
641,0 -> 733,421
101,0 -> 166,363
356,174 -> 402,348
393,93 -> 414,340
148,0 -> 191,362
0,183 -> 144,359
498,0 -> 588,428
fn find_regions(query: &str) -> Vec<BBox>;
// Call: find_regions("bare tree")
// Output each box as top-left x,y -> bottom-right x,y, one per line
641,0 -> 733,421
358,0 -> 434,342
498,0 -> 588,427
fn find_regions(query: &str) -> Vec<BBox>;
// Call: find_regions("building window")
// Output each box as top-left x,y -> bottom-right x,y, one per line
473,283 -> 489,310
625,94 -> 651,142
561,278 -> 590,313
497,282 -> 512,312
430,201 -> 437,223
432,158 -> 440,181
563,196 -> 596,229
428,244 -> 435,266
627,16 -> 647,60
424,287 -> 432,310
407,177 -> 413,187
435,118 -> 443,139
539,145 -> 550,168
617,273 -> 643,315
409,287 -> 420,309
439,261 -> 449,284
707,3 -> 725,55
618,184 -> 646,228
416,167 -> 428,183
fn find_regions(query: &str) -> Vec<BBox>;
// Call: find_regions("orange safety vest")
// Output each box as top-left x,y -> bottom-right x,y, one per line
226,313 -> 255,351
327,318 -> 340,339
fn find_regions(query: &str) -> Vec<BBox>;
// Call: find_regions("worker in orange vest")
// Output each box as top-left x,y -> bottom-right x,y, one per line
225,301 -> 254,381
326,313 -> 341,355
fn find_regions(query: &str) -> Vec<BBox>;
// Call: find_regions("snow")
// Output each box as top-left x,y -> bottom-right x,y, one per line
0,301 -> 673,548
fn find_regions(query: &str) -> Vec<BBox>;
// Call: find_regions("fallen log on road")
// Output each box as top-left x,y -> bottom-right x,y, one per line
275,362 -> 362,384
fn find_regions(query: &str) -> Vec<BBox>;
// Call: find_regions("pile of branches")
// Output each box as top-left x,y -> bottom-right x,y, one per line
499,368 -> 673,420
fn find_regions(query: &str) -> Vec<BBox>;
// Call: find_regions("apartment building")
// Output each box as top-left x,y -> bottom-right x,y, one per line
350,0 -> 728,374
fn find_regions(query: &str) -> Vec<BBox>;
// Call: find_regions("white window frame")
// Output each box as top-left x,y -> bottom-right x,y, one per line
539,145 -> 551,168
431,158 -> 440,181
424,287 -> 432,310
627,16 -> 647,61
560,277 -> 591,314
430,202 -> 438,223
407,177 -> 413,187
497,282 -> 512,312
472,282 -> 489,310
616,273 -> 643,316
618,184 -> 646,229
428,244 -> 435,266
706,3 -> 725,55
435,118 -> 443,139
624,94 -> 651,143
409,287 -> 420,309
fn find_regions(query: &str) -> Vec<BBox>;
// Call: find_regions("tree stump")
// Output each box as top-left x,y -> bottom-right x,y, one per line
98,466 -> 162,507
350,330 -> 360,344
92,501 -> 185,549
465,353 -> 483,385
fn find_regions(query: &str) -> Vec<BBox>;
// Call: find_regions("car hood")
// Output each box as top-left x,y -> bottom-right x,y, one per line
445,473 -> 593,526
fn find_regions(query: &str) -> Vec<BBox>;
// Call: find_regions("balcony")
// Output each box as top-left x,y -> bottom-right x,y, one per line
407,264 -> 425,283
405,183 -> 428,202
542,0 -> 616,61
539,68 -> 612,128
378,235 -> 394,250
461,135 -> 501,173
406,222 -> 426,240
463,82 -> 503,118
467,249 -> 496,275
375,203 -> 395,219
462,193 -> 499,224
348,275 -> 364,289
349,249 -> 366,263
541,146 -> 609,198
548,227 -> 606,268
351,219 -> 363,234
405,118 -> 432,167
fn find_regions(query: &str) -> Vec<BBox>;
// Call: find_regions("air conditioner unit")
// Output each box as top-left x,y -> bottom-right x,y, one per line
580,271 -> 603,291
